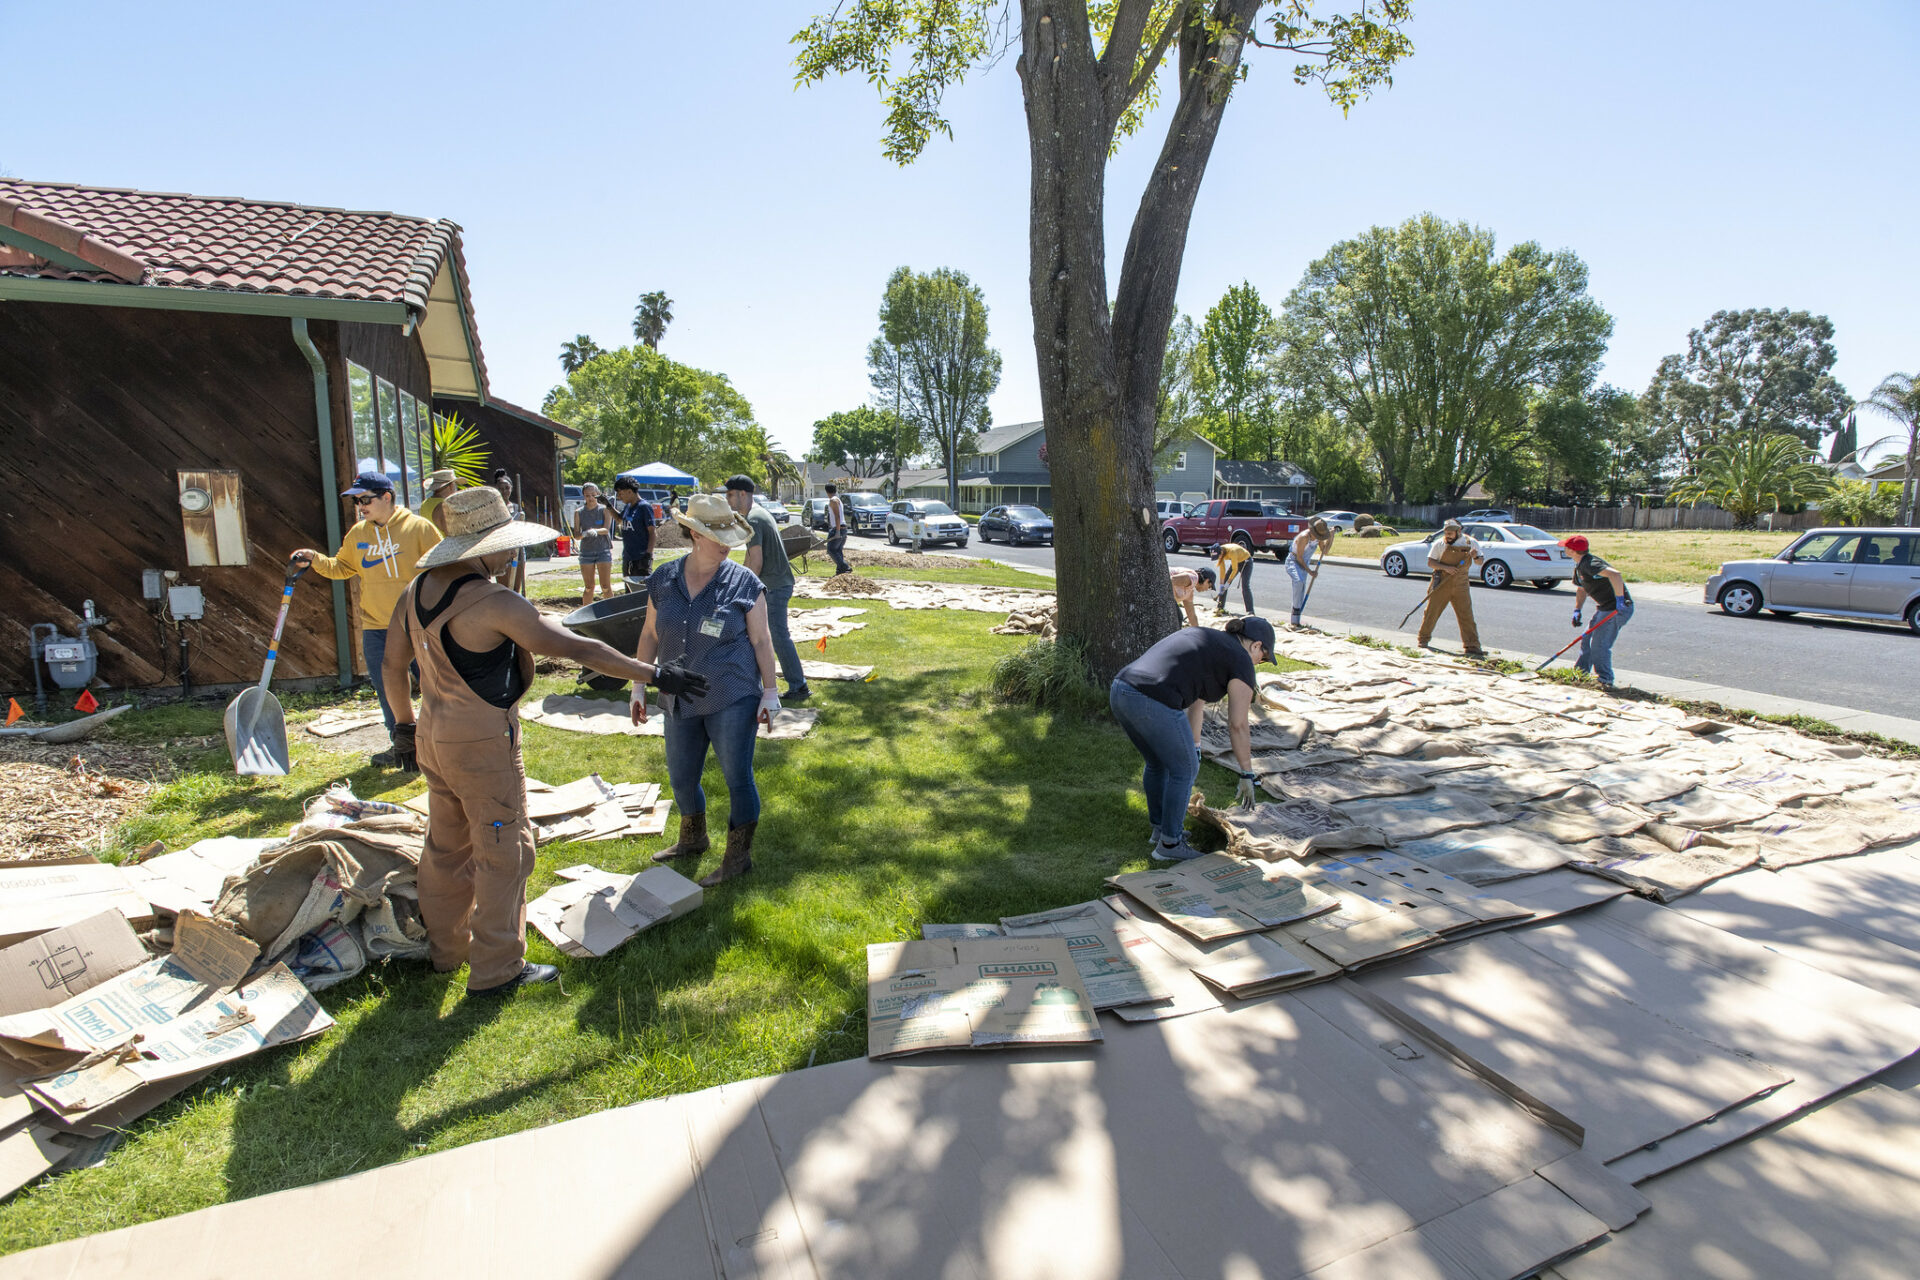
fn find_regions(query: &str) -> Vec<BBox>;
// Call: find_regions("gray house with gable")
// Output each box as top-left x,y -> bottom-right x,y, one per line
952,420 -> 1309,514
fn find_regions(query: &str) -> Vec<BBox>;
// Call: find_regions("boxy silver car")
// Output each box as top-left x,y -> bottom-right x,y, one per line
1705,527 -> 1920,635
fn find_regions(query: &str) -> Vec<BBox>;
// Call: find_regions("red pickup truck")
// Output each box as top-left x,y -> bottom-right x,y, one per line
1163,499 -> 1308,561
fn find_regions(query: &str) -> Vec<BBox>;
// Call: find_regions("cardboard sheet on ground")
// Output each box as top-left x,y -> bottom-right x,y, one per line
998,901 -> 1172,1010
1665,843 -> 1920,1006
520,693 -> 819,739
526,865 -> 702,958
865,936 -> 1101,1058
303,709 -> 384,737
1314,851 -> 1538,932
1555,896 -> 1920,1183
0,912 -> 149,1019
0,861 -> 153,948
1260,759 -> 1431,804
845,582 -> 1056,613
1103,894 -> 1330,1000
1107,852 -> 1339,941
1355,929 -> 1792,1164
122,837 -> 280,916
0,987 -> 1645,1280
2,957 -> 331,1120
1397,824 -> 1579,885
1567,829 -> 1761,902
1547,1072 -> 1920,1280
1189,795 -> 1388,860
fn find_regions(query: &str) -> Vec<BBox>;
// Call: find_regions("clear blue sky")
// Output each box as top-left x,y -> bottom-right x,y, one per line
7,1 -> 1916,462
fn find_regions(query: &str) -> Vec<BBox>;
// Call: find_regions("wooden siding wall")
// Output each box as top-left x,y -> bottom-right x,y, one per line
434,399 -> 563,528
0,303 -> 347,692
339,320 -> 431,404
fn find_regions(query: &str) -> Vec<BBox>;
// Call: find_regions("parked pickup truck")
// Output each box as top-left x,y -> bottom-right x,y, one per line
1162,499 -> 1308,561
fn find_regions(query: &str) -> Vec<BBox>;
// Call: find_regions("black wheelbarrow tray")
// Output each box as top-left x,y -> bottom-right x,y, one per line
559,589 -> 649,692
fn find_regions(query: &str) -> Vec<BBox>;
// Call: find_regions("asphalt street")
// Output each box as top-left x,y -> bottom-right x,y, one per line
943,533 -> 1920,721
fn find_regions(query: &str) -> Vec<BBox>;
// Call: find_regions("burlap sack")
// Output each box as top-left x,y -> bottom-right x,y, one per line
1189,795 -> 1387,861
1568,831 -> 1762,902
213,813 -> 431,964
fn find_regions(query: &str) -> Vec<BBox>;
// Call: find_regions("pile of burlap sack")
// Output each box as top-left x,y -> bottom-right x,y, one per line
210,812 -> 432,989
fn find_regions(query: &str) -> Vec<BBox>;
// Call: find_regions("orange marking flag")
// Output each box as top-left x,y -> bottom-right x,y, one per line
816,636 -> 828,653
74,690 -> 99,714
5,698 -> 22,726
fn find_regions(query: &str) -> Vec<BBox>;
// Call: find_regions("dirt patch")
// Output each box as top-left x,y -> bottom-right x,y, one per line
0,740 -> 174,863
839,543 -> 988,571
817,574 -> 886,597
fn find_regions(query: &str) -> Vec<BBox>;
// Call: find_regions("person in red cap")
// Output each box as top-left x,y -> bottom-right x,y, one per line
1562,534 -> 1634,690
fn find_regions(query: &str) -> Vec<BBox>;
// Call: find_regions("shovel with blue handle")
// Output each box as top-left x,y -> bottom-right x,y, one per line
224,557 -> 308,776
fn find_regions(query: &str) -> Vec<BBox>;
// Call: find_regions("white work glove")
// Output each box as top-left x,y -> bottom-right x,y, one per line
758,688 -> 782,726
1571,608 -> 1583,628
1234,772 -> 1259,810
629,685 -> 649,725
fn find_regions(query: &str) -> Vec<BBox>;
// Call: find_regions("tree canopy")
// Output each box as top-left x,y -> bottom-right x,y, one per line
865,265 -> 1001,507
545,344 -> 757,485
808,406 -> 917,478
1278,214 -> 1611,503
1196,282 -> 1282,461
632,291 -> 674,350
559,334 -> 604,374
1639,309 -> 1849,465
1669,432 -> 1830,530
797,1 -> 1415,681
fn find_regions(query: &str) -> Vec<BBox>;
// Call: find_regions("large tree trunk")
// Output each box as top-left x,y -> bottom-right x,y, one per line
1018,0 -> 1258,683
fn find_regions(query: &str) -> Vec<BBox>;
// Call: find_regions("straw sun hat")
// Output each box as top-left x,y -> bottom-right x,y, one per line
673,492 -> 754,548
414,487 -> 558,569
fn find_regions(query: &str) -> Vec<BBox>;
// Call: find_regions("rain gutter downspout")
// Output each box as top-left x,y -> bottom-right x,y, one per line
291,317 -> 354,687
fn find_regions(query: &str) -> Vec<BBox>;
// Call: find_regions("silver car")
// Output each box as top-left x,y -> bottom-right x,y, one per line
886,499 -> 970,548
1706,527 -> 1920,635
1379,523 -> 1576,589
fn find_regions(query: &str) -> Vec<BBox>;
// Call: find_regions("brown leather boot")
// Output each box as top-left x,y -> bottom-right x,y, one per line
699,821 -> 755,887
652,810 -> 709,862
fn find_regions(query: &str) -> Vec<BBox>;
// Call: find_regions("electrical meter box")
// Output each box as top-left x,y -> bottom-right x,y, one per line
167,585 -> 205,620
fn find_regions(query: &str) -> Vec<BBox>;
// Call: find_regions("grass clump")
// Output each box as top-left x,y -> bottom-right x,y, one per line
989,638 -> 1107,717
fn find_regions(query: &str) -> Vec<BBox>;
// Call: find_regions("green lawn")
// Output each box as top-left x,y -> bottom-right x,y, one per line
1,563 -> 1303,1255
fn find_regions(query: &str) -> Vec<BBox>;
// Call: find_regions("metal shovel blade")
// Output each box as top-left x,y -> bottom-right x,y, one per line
224,686 -> 290,776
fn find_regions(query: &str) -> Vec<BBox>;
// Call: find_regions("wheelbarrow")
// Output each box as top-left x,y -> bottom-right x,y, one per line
561,586 -> 649,693
225,557 -> 307,775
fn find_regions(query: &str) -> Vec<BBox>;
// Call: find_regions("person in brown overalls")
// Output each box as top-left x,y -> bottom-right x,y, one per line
1417,519 -> 1488,657
382,488 -> 707,995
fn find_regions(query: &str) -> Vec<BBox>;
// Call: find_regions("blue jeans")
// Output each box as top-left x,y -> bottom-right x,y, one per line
1286,559 -> 1312,621
1577,598 -> 1634,685
362,628 -> 396,734
664,694 -> 762,827
826,530 -> 850,575
1109,678 -> 1198,843
764,584 -> 808,692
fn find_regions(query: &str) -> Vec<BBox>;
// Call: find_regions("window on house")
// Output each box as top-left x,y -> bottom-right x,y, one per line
400,390 -> 427,496
348,363 -> 379,476
1174,451 -> 1187,471
377,377 -> 408,504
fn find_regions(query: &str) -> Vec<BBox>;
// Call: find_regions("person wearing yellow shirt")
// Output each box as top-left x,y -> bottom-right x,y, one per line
1210,542 -> 1254,615
292,470 -> 443,768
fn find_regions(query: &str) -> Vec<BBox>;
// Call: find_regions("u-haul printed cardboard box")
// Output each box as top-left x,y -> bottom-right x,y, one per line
865,936 -> 1101,1059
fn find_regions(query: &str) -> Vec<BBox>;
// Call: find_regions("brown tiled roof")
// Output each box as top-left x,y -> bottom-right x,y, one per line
0,178 -> 456,316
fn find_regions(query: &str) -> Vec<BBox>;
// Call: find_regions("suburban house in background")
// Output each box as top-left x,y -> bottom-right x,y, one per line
955,420 -> 1051,510
0,177 -> 578,697
1154,431 -> 1220,511
1212,459 -> 1316,510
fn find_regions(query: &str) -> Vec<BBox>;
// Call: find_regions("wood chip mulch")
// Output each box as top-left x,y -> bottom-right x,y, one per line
0,741 -> 174,863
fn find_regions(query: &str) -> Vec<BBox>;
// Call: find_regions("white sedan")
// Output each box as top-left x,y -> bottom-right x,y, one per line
1309,510 -> 1361,532
1378,523 -> 1576,590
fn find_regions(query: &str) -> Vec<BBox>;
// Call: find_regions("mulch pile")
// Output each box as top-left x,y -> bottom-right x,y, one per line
0,740 -> 174,863
817,574 -> 886,597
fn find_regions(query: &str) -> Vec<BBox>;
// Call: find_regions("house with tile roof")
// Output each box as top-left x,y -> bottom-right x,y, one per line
0,177 -> 579,695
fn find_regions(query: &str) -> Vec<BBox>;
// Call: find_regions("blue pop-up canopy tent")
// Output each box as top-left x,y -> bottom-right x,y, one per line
616,461 -> 698,486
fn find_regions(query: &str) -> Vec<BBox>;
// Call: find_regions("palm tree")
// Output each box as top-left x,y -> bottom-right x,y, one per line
559,334 -> 603,374
633,291 -> 673,350
1858,372 -> 1919,525
1670,432 -> 1831,530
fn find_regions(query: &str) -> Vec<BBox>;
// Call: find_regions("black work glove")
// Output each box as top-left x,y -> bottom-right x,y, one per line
389,723 -> 418,772
651,661 -> 710,700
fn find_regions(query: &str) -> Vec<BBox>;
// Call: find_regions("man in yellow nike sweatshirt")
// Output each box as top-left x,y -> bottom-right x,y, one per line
293,471 -> 443,767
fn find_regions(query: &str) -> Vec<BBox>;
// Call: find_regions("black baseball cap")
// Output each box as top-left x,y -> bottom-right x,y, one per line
1238,615 -> 1279,664
340,471 -> 394,497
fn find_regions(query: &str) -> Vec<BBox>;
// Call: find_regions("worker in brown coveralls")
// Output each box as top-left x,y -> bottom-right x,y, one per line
1417,519 -> 1489,658
382,488 -> 707,995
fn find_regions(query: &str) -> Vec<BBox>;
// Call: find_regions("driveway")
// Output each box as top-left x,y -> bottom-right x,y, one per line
965,539 -> 1920,722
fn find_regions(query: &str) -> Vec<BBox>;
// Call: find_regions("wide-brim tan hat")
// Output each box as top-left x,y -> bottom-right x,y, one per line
425,469 -> 457,492
415,486 -> 558,569
673,491 -> 753,548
